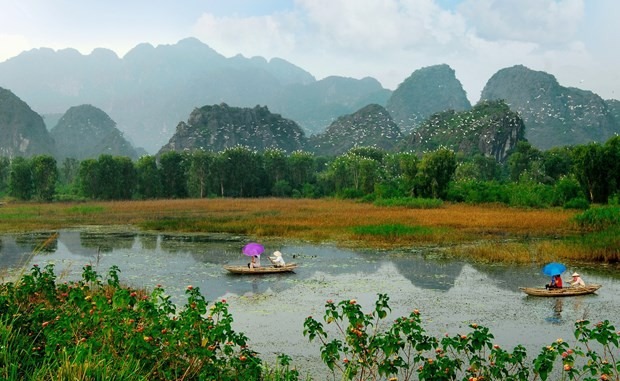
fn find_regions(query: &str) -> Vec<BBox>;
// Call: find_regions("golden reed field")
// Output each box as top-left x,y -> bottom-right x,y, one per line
0,198 -> 595,263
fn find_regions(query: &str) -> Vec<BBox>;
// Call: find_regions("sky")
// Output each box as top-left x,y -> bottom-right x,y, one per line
0,0 -> 618,103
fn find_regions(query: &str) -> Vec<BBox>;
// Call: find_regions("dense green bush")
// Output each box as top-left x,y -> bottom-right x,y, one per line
563,197 -> 590,210
447,180 -> 509,204
305,294 -> 620,381
572,206 -> 620,231
0,264 -> 298,381
3,266 -> 620,380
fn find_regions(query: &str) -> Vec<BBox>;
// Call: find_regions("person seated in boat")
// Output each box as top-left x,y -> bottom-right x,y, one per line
570,272 -> 586,287
248,255 -> 261,269
545,274 -> 563,289
268,251 -> 285,267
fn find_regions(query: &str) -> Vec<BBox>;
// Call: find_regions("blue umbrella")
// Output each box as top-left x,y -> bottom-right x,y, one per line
542,262 -> 566,276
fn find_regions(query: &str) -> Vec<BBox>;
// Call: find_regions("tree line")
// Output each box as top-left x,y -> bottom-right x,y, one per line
1,135 -> 619,207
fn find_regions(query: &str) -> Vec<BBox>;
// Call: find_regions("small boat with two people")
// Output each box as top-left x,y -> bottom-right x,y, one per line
223,242 -> 298,275
223,263 -> 298,274
519,262 -> 602,297
519,284 -> 602,297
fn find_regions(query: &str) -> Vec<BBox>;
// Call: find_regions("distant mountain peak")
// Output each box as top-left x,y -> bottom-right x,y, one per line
481,65 -> 619,149
0,87 -> 56,158
386,64 -> 471,133
50,104 -> 139,160
309,103 -> 402,156
158,103 -> 307,155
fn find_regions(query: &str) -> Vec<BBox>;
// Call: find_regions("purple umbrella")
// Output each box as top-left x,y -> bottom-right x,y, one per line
242,242 -> 264,257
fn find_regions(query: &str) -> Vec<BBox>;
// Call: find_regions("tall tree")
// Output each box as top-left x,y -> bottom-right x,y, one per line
136,155 -> 162,199
159,151 -> 188,199
77,159 -> 98,199
187,150 -> 214,198
571,143 -> 607,203
31,155 -> 58,201
0,156 -> 10,195
59,158 -> 80,187
396,152 -> 419,196
604,136 -> 620,199
263,148 -> 289,191
507,141 -> 542,182
542,147 -> 573,181
288,151 -> 315,191
415,148 -> 457,199
8,157 -> 33,200
114,156 -> 136,200
95,155 -> 119,199
221,146 -> 263,197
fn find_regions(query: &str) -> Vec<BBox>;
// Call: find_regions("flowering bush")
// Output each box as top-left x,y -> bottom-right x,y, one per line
2,266 -> 618,380
0,264 -> 298,380
304,294 -> 620,381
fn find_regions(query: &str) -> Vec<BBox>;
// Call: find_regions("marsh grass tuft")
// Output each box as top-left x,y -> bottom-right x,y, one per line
67,205 -> 105,214
352,223 -> 434,237
373,197 -> 443,209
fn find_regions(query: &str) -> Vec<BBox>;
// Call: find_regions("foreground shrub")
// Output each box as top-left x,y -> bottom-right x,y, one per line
0,264 -> 298,381
563,197 -> 590,210
304,294 -> 620,381
3,266 -> 620,380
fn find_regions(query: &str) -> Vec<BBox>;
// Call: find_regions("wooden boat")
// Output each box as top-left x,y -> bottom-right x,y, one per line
519,284 -> 602,297
223,263 -> 298,274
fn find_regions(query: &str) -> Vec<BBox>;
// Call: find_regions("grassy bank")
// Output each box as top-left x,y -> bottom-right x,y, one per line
0,198 -> 616,263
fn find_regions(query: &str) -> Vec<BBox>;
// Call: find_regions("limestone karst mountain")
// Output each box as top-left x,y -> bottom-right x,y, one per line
480,65 -> 620,150
399,100 -> 525,163
1,38 -> 618,156
0,87 -> 56,158
309,104 -> 402,156
158,103 -> 307,155
50,104 -> 141,160
386,64 -> 472,134
0,38 -> 384,153
606,99 -> 620,127
271,76 -> 392,135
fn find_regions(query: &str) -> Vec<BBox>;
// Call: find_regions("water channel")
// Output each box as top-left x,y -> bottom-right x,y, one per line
1,228 -> 619,377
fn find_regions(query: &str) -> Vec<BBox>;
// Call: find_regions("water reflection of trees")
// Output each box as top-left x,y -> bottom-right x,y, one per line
79,231 -> 137,251
0,233 -> 59,270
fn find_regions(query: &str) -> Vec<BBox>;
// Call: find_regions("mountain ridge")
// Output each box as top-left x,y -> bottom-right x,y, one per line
1,39 -> 618,156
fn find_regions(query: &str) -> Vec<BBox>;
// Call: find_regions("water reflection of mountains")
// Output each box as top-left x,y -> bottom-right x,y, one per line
2,231 -> 468,292
5,231 -> 615,295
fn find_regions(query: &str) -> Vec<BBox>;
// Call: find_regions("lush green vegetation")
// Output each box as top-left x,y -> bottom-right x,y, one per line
2,265 -> 619,380
0,264 -> 300,381
1,136 -> 619,210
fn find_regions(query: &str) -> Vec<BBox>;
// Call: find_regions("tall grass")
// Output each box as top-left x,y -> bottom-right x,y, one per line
373,197 -> 443,209
0,198 -> 585,259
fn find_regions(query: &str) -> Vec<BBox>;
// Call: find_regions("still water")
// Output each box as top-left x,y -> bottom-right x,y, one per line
1,228 -> 620,376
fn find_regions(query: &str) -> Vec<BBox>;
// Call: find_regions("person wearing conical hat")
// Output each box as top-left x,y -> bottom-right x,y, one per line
269,250 -> 285,267
570,272 -> 586,287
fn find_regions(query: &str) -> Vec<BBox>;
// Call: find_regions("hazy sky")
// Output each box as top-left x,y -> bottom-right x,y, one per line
0,0 -> 617,103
